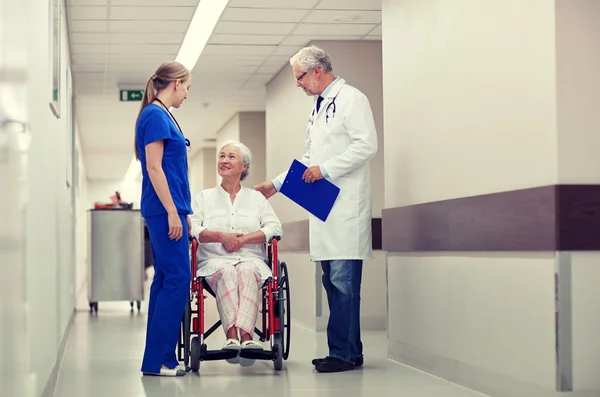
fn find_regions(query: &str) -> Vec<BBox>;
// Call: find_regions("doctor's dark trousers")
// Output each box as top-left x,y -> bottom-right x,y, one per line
141,213 -> 190,374
321,260 -> 363,364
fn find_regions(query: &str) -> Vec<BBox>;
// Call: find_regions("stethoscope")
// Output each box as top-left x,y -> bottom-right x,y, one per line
309,91 -> 340,126
154,98 -> 191,152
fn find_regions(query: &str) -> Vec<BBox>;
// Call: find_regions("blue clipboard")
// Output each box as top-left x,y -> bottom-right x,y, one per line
280,159 -> 340,222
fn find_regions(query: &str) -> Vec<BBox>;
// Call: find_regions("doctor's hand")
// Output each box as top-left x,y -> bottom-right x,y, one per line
254,181 -> 277,199
220,233 -> 244,252
302,166 -> 323,183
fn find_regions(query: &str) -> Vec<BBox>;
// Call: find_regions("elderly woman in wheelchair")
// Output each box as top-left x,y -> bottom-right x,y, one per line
190,141 -> 283,367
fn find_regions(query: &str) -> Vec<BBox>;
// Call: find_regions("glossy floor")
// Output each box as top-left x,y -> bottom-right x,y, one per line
55,284 -> 487,397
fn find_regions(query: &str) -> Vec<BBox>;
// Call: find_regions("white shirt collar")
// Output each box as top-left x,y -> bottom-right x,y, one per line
218,183 -> 244,197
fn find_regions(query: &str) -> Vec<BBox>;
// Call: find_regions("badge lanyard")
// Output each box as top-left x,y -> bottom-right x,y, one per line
154,98 -> 191,152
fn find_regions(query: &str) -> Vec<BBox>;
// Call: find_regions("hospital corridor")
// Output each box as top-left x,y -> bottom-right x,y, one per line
3,1 -> 600,397
51,275 -> 483,397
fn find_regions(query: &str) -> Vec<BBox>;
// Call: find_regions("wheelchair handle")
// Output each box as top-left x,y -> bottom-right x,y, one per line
190,237 -> 199,284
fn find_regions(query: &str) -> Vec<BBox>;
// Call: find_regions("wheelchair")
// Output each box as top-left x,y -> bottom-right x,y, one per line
178,236 -> 291,372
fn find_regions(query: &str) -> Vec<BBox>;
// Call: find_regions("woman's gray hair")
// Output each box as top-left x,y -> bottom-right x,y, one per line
289,45 -> 333,74
218,140 -> 252,181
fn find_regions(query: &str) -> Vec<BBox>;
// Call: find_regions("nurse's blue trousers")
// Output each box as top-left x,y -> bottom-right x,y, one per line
141,213 -> 190,374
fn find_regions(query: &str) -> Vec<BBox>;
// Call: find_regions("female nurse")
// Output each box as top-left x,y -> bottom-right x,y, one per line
135,61 -> 192,377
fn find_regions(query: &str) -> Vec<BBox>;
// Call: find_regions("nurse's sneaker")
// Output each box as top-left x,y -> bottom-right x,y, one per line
222,339 -> 241,364
143,367 -> 186,377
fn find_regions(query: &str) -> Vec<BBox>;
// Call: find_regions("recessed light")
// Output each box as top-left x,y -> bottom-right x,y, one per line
333,15 -> 359,22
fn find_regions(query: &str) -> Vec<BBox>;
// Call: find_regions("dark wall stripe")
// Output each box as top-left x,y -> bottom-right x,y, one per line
557,185 -> 600,250
279,218 -> 383,252
382,185 -> 600,252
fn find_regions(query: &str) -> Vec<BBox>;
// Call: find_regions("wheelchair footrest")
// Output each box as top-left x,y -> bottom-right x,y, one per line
200,349 -> 239,361
239,349 -> 277,361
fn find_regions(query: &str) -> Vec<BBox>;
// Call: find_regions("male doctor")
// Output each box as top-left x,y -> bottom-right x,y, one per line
255,45 -> 378,373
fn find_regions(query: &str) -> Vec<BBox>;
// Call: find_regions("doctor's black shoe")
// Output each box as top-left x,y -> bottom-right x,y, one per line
312,356 -> 363,367
315,357 -> 355,373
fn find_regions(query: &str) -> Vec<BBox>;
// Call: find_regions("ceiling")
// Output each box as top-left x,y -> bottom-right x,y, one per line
67,0 -> 381,180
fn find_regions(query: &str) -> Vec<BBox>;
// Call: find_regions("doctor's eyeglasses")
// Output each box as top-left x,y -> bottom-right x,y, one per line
185,138 -> 191,153
296,71 -> 308,82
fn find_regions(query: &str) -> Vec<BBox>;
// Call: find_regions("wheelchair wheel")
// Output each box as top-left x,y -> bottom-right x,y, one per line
279,261 -> 291,360
273,332 -> 283,371
182,300 -> 191,368
190,337 -> 201,373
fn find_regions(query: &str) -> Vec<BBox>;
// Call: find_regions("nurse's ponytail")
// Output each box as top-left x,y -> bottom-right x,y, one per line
134,61 -> 190,160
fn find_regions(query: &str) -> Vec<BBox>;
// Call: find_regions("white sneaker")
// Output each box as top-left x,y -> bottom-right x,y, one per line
222,339 -> 241,364
143,367 -> 186,377
239,340 -> 264,367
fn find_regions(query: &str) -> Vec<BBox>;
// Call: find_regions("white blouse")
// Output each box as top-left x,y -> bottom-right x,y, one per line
190,185 -> 283,281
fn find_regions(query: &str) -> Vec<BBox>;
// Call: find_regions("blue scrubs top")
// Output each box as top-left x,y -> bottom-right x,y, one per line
136,103 -> 192,218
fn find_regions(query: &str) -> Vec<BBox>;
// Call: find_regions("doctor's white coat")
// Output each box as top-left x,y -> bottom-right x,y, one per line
274,78 -> 378,262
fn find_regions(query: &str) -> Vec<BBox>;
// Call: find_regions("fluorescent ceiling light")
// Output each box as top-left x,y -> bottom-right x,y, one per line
123,0 -> 230,183
178,0 -> 230,70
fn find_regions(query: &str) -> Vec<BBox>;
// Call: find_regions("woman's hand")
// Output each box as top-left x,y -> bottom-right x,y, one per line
220,233 -> 244,252
168,211 -> 183,240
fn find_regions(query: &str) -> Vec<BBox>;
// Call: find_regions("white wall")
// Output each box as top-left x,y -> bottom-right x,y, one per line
265,40 -> 386,331
383,0 -> 557,209
25,0 -> 77,394
0,0 -> 31,394
74,124 -> 89,304
383,0 -> 600,395
189,147 -> 217,195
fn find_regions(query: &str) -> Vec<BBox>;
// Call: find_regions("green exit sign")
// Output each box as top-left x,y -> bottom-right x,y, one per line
120,89 -> 144,102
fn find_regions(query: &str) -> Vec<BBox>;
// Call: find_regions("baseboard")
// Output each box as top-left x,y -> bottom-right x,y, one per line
388,340 -> 599,397
315,316 -> 327,332
41,309 -> 75,397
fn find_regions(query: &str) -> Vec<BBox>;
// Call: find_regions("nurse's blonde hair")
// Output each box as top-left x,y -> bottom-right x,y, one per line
218,140 -> 252,181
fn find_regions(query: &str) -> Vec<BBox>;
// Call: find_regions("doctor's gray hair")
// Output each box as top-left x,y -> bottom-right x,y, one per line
290,45 -> 333,74
218,140 -> 252,181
